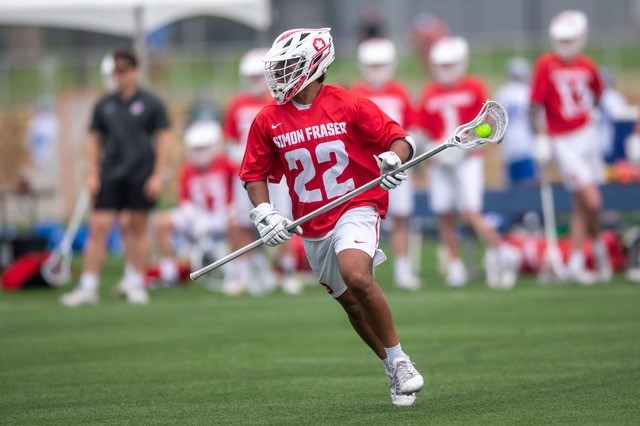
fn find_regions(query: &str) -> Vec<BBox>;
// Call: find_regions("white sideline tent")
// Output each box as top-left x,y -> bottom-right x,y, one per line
0,0 -> 272,68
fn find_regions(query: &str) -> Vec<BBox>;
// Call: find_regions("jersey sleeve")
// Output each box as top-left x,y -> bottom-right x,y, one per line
222,100 -> 240,140
89,101 -> 106,133
178,165 -> 190,202
239,115 -> 283,183
530,57 -> 548,105
355,96 -> 408,151
151,98 -> 171,132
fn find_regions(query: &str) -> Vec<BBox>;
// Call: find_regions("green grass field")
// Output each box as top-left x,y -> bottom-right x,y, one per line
1,247 -> 640,425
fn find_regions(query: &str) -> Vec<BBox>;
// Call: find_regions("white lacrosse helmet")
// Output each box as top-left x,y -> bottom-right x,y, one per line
357,38 -> 397,87
263,27 -> 335,104
100,53 -> 116,92
506,57 -> 530,82
430,36 -> 469,85
549,10 -> 588,60
184,121 -> 222,168
240,48 -> 269,97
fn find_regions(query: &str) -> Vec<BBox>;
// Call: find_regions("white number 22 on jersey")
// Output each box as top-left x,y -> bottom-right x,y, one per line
284,140 -> 355,203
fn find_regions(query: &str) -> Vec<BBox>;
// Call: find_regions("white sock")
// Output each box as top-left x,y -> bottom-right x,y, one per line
79,272 -> 99,292
159,257 -> 178,282
394,256 -> 412,278
382,357 -> 391,372
384,343 -> 407,364
568,251 -> 585,272
128,270 -> 145,291
124,262 -> 136,279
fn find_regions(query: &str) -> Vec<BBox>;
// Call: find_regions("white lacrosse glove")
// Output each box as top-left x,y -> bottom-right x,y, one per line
625,133 -> 640,166
376,151 -> 407,190
532,133 -> 552,166
249,203 -> 301,247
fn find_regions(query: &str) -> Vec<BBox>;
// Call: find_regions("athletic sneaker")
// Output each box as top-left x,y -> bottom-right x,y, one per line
60,287 -> 99,307
281,275 -> 304,295
568,267 -> 597,285
388,357 -> 424,403
125,288 -> 150,305
446,259 -> 468,288
499,245 -> 522,289
388,371 -> 417,407
593,244 -> 613,283
395,272 -> 421,291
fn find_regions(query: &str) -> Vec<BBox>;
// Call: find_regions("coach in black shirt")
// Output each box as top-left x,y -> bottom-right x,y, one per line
61,49 -> 171,307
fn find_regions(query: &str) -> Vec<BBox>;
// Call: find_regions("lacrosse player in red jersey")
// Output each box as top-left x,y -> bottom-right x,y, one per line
530,10 -> 611,284
351,37 -> 421,291
154,121 -> 235,286
222,48 -> 281,296
239,28 -> 424,406
416,36 -> 522,290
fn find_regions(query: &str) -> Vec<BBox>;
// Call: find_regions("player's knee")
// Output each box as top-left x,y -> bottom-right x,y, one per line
343,270 -> 376,298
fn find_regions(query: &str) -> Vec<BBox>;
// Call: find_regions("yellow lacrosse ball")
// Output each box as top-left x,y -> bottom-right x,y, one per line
475,123 -> 492,138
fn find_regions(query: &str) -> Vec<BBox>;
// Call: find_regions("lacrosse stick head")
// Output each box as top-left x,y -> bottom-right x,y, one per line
40,251 -> 72,286
448,100 -> 509,149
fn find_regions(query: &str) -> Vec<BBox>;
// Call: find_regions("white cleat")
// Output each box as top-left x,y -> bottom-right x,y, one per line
446,259 -> 468,288
125,288 -> 150,305
389,357 -> 424,398
569,268 -> 597,285
626,268 -> 640,283
499,245 -> 523,289
593,248 -> 613,283
281,275 -> 304,295
395,273 -> 421,291
389,376 -> 417,407
60,287 -> 99,307
484,250 -> 502,289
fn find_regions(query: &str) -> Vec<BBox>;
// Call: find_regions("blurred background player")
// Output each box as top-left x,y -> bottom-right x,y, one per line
60,49 -> 171,306
529,10 -> 611,284
223,48 -> 302,295
416,36 -> 521,289
154,120 -> 235,286
495,57 -> 537,186
351,37 -> 420,290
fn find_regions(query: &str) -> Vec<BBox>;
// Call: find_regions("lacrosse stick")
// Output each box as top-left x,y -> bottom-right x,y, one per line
40,189 -> 90,286
537,175 -> 568,283
191,100 -> 509,280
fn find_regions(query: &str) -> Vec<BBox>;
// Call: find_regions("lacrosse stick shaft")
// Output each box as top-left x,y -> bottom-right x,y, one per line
190,143 -> 450,280
191,99 -> 508,280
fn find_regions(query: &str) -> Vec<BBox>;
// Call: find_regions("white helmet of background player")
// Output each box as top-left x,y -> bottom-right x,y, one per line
506,57 -> 530,82
100,53 -> 116,92
240,48 -> 269,97
429,36 -> 468,86
184,120 -> 222,168
263,27 -> 335,104
357,37 -> 397,87
549,10 -> 588,60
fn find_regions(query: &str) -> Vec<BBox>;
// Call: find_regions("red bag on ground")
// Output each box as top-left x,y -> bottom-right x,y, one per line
1,251 -> 51,292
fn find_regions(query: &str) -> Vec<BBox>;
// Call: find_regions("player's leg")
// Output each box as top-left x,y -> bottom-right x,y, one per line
61,177 -> 125,307
430,163 -> 466,287
114,211 -> 140,295
333,207 -> 424,404
155,209 -> 181,284
457,156 -> 521,289
388,176 -> 419,290
269,180 -> 303,295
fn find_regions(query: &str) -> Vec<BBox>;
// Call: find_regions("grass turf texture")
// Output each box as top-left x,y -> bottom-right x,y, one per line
1,246 -> 640,425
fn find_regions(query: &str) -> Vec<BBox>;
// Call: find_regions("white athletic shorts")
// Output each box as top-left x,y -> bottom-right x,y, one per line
387,170 -> 414,218
170,203 -> 227,235
552,124 -> 605,191
302,206 -> 387,299
429,155 -> 484,214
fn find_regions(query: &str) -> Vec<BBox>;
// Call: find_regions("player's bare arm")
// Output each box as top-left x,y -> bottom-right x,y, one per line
245,180 -> 270,206
85,131 -> 102,197
145,128 -> 172,199
390,138 -> 414,163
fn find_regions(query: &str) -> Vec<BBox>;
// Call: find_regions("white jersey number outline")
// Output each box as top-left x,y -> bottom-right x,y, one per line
284,140 -> 355,203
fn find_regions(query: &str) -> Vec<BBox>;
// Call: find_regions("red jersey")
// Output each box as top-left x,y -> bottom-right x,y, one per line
416,76 -> 489,141
350,80 -> 417,128
239,84 -> 408,238
530,53 -> 603,136
179,156 -> 236,213
222,92 -> 273,164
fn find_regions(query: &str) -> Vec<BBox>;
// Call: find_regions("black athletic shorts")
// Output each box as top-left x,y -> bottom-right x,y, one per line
94,175 -> 156,211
